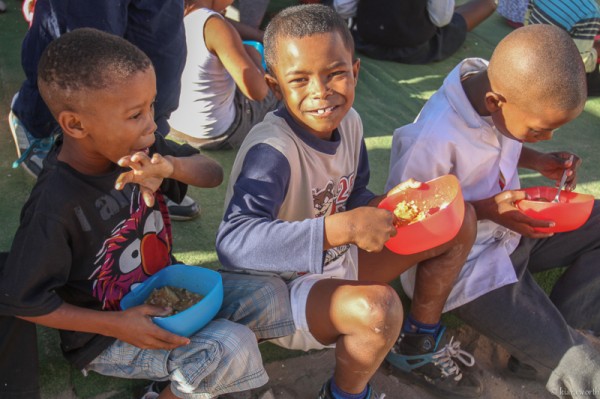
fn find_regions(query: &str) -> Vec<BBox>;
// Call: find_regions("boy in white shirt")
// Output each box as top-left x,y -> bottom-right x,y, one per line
387,24 -> 600,397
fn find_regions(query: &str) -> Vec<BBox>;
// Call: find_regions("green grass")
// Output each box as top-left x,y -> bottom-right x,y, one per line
1,0 -> 600,397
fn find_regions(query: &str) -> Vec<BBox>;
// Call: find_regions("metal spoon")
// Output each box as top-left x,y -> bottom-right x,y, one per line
552,155 -> 574,203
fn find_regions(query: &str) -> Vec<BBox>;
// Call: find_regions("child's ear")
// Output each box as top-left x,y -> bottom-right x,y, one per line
57,111 -> 87,139
352,58 -> 361,86
265,73 -> 284,101
484,91 -> 505,113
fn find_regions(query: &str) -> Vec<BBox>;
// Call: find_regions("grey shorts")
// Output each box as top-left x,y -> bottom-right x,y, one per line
169,89 -> 279,151
86,272 -> 295,398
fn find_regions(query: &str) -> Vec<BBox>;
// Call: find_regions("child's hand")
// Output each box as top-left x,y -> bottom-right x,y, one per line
115,151 -> 175,207
344,207 -> 397,252
386,178 -> 422,197
113,304 -> 190,350
471,191 -> 554,239
535,152 -> 580,191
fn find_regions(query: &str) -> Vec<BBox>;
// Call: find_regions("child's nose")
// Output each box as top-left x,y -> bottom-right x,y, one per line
146,114 -> 157,135
309,77 -> 331,98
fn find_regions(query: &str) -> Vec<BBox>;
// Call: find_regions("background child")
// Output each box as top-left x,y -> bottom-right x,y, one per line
524,0 -> 600,96
386,24 -> 600,397
217,5 -> 482,399
351,0 -> 497,64
0,28 -> 294,399
167,0 -> 277,150
497,0 -> 528,27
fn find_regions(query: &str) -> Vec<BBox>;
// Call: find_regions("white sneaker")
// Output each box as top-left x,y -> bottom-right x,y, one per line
9,94 -> 56,178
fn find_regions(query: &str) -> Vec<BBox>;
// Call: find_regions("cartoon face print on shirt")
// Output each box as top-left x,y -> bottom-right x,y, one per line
90,188 -> 173,310
312,174 -> 355,217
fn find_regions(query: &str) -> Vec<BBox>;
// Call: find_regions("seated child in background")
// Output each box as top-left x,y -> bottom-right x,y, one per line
497,0 -> 528,28
350,0 -> 497,64
524,0 -> 600,96
217,5 -> 482,398
0,28 -> 295,399
387,24 -> 600,397
167,0 -> 277,150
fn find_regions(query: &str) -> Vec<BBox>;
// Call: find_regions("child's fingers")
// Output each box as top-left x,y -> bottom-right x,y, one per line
114,171 -> 134,190
152,328 -> 190,349
130,151 -> 152,165
141,188 -> 155,207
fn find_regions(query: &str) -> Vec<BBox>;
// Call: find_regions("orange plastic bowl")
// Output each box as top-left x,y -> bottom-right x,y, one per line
516,186 -> 594,233
378,175 -> 465,255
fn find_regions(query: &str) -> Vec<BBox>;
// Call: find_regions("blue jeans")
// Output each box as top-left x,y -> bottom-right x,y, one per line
453,201 -> 600,396
13,0 -> 186,138
86,272 -> 295,398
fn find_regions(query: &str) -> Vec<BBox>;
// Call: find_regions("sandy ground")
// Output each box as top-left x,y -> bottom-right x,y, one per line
242,326 -> 555,399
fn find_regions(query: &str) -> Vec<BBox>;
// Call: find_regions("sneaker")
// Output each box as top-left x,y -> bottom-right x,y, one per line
140,381 -> 167,399
317,380 -> 386,399
506,355 -> 538,380
166,195 -> 200,221
8,100 -> 55,178
386,327 -> 483,398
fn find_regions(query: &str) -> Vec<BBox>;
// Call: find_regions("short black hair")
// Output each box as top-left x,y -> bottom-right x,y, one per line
38,28 -> 152,111
488,24 -> 587,111
263,4 -> 354,73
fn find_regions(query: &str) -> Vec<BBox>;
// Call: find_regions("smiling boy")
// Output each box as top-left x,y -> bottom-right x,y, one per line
386,24 -> 600,397
216,4 -> 481,398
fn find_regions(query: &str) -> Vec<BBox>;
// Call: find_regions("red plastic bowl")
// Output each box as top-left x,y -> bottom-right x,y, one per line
516,186 -> 594,233
378,175 -> 465,255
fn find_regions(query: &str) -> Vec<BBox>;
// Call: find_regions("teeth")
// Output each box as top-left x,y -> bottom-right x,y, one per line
316,106 -> 334,115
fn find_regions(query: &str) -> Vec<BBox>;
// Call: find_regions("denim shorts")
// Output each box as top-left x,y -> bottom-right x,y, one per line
86,272 -> 295,398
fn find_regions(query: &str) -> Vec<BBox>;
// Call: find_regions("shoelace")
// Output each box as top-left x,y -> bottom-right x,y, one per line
431,337 -> 475,381
12,135 -> 55,169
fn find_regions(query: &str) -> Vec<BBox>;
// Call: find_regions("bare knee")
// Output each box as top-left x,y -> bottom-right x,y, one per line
343,284 -> 403,347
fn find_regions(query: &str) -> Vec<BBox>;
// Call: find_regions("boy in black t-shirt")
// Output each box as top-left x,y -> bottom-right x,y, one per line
0,28 -> 294,399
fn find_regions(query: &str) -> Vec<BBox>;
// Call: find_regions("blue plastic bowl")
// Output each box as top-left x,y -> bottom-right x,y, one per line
120,264 -> 223,337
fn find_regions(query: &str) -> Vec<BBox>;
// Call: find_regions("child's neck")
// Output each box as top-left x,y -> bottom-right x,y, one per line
461,69 -> 492,117
58,139 -> 116,176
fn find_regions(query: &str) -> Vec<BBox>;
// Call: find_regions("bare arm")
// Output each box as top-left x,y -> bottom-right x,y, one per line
116,151 -> 223,206
205,16 -> 269,101
517,146 -> 544,170
226,17 -> 264,42
19,302 -> 189,349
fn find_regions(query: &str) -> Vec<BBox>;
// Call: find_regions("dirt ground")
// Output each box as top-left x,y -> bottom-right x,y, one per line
248,326 -> 555,399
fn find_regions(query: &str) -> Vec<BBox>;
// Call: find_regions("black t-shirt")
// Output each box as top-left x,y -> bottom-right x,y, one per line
0,134 -> 198,369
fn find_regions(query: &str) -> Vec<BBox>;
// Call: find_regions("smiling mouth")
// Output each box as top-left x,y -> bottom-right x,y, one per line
309,106 -> 337,116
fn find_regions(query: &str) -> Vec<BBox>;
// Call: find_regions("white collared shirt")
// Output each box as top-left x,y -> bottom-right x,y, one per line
385,58 -> 522,311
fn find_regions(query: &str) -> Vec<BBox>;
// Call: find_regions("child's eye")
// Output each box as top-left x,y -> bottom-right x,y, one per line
289,77 -> 307,84
130,112 -> 141,120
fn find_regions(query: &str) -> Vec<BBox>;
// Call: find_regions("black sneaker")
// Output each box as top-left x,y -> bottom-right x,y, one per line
318,379 -> 385,399
386,327 -> 483,398
166,195 -> 200,221
506,355 -> 538,380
